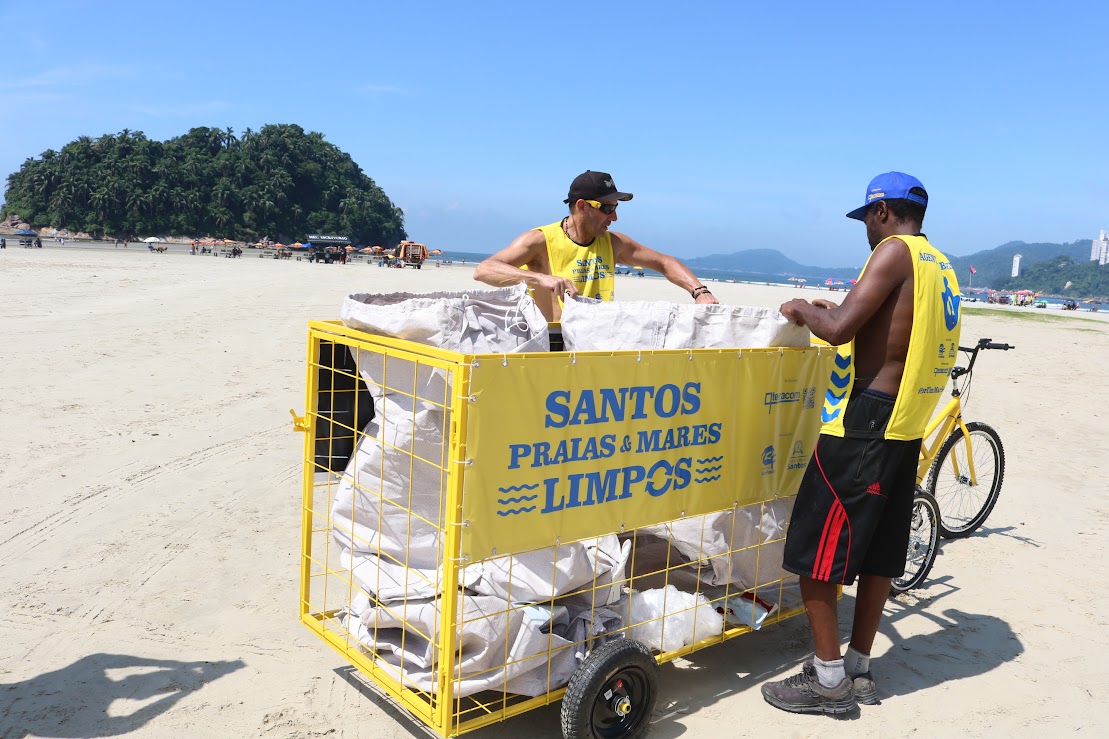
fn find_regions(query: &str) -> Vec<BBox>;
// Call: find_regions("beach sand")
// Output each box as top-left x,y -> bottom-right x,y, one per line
2,247 -> 1108,738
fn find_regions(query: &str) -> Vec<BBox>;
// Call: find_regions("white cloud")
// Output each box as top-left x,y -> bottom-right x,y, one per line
0,63 -> 134,91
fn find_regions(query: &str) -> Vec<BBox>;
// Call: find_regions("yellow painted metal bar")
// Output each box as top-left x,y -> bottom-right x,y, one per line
298,329 -> 323,618
436,356 -> 474,736
917,397 -> 960,483
953,416 -> 977,485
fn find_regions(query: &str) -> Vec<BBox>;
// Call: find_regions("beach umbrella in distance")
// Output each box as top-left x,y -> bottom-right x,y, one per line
291,242 -> 303,248
345,245 -> 355,251
430,249 -> 443,255
13,228 -> 37,236
143,236 -> 161,243
360,246 -> 376,254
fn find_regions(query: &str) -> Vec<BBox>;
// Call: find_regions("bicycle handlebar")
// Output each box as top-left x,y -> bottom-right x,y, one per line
949,338 -> 1014,391
958,338 -> 1015,353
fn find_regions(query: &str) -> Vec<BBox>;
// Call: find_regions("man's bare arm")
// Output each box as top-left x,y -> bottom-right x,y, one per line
611,232 -> 719,304
779,239 -> 911,345
473,230 -> 579,298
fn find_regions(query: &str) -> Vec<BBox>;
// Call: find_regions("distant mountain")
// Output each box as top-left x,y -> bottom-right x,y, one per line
684,248 -> 859,280
683,240 -> 1095,287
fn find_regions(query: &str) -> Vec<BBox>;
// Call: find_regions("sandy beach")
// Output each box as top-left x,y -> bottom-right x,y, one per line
2,246 -> 1108,738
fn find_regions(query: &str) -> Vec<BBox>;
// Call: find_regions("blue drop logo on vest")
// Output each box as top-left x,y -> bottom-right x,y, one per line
942,277 -> 961,331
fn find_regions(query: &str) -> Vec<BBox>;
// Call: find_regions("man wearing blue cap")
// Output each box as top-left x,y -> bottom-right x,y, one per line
762,173 -> 962,714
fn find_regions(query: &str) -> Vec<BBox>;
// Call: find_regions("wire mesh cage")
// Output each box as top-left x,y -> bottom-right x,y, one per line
297,320 -> 833,737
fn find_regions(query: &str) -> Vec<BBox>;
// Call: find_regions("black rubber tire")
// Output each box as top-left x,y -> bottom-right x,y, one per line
561,639 -> 658,739
892,491 -> 940,593
928,421 -> 1005,539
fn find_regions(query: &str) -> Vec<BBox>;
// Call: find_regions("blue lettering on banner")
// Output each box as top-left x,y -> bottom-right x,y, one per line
764,386 -> 817,413
545,383 -> 702,428
506,382 -> 730,517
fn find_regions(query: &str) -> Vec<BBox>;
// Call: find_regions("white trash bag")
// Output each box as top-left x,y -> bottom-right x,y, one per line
561,296 -> 809,351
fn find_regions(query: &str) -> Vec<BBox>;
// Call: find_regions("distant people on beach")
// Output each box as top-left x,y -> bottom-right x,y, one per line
1,237 -> 5,249
474,170 -> 718,321
34,237 -> 42,248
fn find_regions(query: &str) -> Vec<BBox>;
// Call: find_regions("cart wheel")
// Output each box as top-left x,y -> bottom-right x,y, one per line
561,639 -> 658,739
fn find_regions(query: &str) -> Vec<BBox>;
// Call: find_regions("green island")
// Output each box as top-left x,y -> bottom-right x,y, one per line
1,124 -> 407,247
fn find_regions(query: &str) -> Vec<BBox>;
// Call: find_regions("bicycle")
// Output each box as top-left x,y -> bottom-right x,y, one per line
893,337 -> 1015,592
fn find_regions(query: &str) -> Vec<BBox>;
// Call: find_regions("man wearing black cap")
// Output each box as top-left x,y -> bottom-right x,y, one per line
474,170 -> 718,321
761,172 -> 962,715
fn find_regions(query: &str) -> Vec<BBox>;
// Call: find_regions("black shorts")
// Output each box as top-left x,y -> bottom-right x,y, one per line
782,390 -> 922,585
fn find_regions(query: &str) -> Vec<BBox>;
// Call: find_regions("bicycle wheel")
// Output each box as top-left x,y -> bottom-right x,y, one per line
928,421 -> 1005,539
892,491 -> 940,592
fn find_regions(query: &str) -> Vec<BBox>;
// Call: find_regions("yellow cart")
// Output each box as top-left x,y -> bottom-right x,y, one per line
295,320 -> 834,738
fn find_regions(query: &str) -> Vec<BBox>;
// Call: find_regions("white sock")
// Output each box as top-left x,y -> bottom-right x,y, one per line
813,656 -> 846,688
844,646 -> 870,678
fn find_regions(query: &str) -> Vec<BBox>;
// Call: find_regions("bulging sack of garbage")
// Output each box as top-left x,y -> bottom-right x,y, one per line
627,585 -> 723,652
346,594 -> 622,697
560,296 -> 809,351
640,498 -> 793,590
333,285 -> 550,595
341,283 -> 550,354
468,536 -> 632,605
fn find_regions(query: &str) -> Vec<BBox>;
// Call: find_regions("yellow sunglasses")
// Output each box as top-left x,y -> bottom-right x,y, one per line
585,200 -> 618,214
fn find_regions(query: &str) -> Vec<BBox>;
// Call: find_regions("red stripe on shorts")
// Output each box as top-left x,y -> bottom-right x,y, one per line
811,443 -> 852,583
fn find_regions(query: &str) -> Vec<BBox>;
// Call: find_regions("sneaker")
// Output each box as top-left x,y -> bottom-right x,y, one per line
761,662 -> 857,715
802,658 -> 880,705
852,671 -> 879,705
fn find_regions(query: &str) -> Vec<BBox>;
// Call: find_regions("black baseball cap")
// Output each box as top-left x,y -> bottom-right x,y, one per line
564,170 -> 634,204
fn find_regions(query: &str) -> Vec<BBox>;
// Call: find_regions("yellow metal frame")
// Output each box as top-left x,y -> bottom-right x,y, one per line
915,394 -> 978,487
295,321 -> 824,737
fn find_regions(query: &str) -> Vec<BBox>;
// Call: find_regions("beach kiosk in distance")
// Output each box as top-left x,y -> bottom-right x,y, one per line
306,234 -> 350,264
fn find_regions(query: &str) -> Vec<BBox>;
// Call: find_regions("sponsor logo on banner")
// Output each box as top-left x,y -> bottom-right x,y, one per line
764,386 -> 817,414
761,445 -> 776,475
788,440 -> 807,470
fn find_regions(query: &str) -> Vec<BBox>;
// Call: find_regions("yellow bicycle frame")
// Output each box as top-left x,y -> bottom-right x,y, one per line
915,394 -> 978,487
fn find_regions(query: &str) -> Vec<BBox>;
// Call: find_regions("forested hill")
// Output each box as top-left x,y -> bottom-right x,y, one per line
944,239 -> 1092,286
992,254 -> 1109,297
1,124 -> 406,246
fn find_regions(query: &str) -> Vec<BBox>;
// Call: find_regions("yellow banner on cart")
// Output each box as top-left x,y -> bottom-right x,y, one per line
459,347 -> 834,560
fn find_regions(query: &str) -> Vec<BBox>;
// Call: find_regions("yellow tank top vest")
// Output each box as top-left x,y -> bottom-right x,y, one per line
528,221 -> 617,303
820,234 -> 962,441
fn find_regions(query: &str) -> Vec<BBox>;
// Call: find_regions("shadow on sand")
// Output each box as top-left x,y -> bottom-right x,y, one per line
0,653 -> 245,738
464,583 -> 1023,738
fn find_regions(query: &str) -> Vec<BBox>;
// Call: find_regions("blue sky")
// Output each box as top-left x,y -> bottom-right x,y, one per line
2,1 -> 1107,267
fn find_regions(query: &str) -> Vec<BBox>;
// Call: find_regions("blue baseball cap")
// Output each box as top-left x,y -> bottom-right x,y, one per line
846,172 -> 928,220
